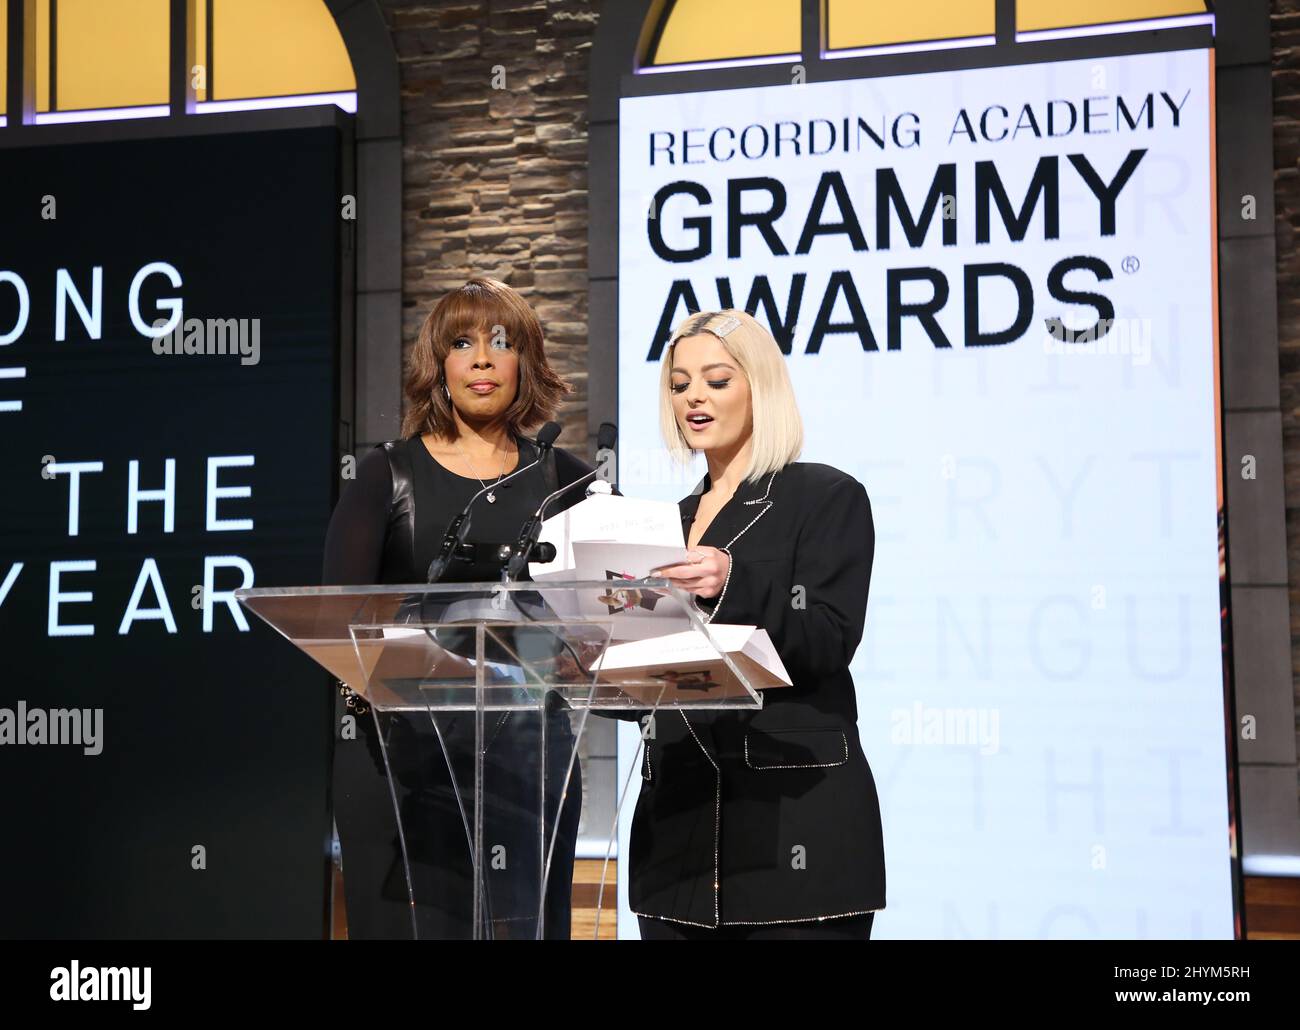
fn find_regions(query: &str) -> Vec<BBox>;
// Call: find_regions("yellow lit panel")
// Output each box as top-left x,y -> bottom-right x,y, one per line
214,0 -> 355,101
36,0 -> 49,113
1018,0 -> 1208,32
56,0 -> 168,111
828,2 -> 994,50
0,7 -> 6,114
652,0 -> 800,65
195,0 -> 207,102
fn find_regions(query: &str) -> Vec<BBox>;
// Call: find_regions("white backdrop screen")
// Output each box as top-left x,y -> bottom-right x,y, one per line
614,48 -> 1234,939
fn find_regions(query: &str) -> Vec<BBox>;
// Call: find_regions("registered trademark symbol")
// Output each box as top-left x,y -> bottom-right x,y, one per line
1121,255 -> 1140,274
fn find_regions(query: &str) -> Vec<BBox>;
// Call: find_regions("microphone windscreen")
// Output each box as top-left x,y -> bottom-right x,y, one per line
597,421 -> 617,451
537,421 -> 561,449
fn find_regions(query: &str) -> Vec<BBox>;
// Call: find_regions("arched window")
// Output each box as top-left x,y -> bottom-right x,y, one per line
826,3 -> 997,56
640,0 -> 1214,70
0,0 -> 356,127
1017,1 -> 1211,38
646,0 -> 800,71
201,0 -> 355,112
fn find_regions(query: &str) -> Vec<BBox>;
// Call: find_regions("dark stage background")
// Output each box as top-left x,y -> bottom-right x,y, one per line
0,126 -> 342,937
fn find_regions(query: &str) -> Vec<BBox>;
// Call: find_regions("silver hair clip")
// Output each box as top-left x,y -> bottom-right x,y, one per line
711,315 -> 741,337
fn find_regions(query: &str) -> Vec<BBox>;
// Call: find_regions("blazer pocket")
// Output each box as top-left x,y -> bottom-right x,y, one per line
745,728 -> 849,770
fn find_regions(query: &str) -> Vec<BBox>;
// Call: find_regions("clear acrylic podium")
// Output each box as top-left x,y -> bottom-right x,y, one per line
236,579 -> 763,940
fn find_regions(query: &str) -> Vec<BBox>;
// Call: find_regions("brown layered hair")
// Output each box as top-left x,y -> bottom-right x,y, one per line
401,277 -> 571,439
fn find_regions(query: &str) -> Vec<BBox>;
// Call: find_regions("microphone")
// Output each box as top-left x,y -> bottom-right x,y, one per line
595,421 -> 618,488
426,422 -> 562,583
535,421 -> 562,449
502,436 -> 612,581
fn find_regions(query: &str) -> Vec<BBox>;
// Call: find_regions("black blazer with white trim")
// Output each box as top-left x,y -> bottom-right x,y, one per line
628,461 -> 886,927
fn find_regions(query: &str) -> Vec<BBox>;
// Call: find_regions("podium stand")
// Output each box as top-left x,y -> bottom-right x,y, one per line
236,579 -> 762,939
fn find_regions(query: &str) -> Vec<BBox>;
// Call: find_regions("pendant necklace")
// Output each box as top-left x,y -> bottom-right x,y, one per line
453,438 -> 509,502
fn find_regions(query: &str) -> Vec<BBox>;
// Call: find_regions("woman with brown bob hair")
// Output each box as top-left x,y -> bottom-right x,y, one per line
400,276 -> 570,442
322,277 -> 597,939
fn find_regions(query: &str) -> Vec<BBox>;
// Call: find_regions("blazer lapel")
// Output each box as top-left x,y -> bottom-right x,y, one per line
675,469 -> 779,779
679,478 -> 705,545
680,470 -> 778,550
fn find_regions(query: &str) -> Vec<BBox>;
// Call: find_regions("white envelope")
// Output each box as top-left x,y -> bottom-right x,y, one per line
570,540 -> 691,581
530,492 -> 684,579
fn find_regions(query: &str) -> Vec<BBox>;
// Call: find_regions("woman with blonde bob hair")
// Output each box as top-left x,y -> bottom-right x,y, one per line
657,310 -> 804,481
633,308 -> 887,940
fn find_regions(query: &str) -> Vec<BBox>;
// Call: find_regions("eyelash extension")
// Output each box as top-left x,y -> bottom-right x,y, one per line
671,379 -> 730,393
452,337 -> 511,349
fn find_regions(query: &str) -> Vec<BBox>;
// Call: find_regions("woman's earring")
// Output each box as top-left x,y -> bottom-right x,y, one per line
442,382 -> 451,402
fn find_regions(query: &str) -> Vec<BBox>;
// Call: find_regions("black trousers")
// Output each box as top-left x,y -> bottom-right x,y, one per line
334,703 -> 582,940
638,912 -> 874,940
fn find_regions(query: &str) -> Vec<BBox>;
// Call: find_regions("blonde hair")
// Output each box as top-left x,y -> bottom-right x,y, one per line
658,309 -> 803,482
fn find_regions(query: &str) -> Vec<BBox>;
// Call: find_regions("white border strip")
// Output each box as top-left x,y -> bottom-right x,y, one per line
825,35 -> 995,60
638,53 -> 800,75
34,104 -> 169,125
195,91 -> 357,115
18,90 -> 357,126
1016,13 -> 1214,43
640,11 -> 1213,72
1242,854 -> 1300,878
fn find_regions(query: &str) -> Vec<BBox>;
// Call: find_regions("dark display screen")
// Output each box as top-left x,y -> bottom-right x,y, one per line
0,126 -> 342,937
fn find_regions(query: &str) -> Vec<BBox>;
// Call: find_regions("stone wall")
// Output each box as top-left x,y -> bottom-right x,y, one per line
380,0 -> 599,448
1272,1 -> 1300,770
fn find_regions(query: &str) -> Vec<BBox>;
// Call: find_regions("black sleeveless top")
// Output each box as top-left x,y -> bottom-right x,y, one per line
321,434 -> 597,586
324,434 -> 592,941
